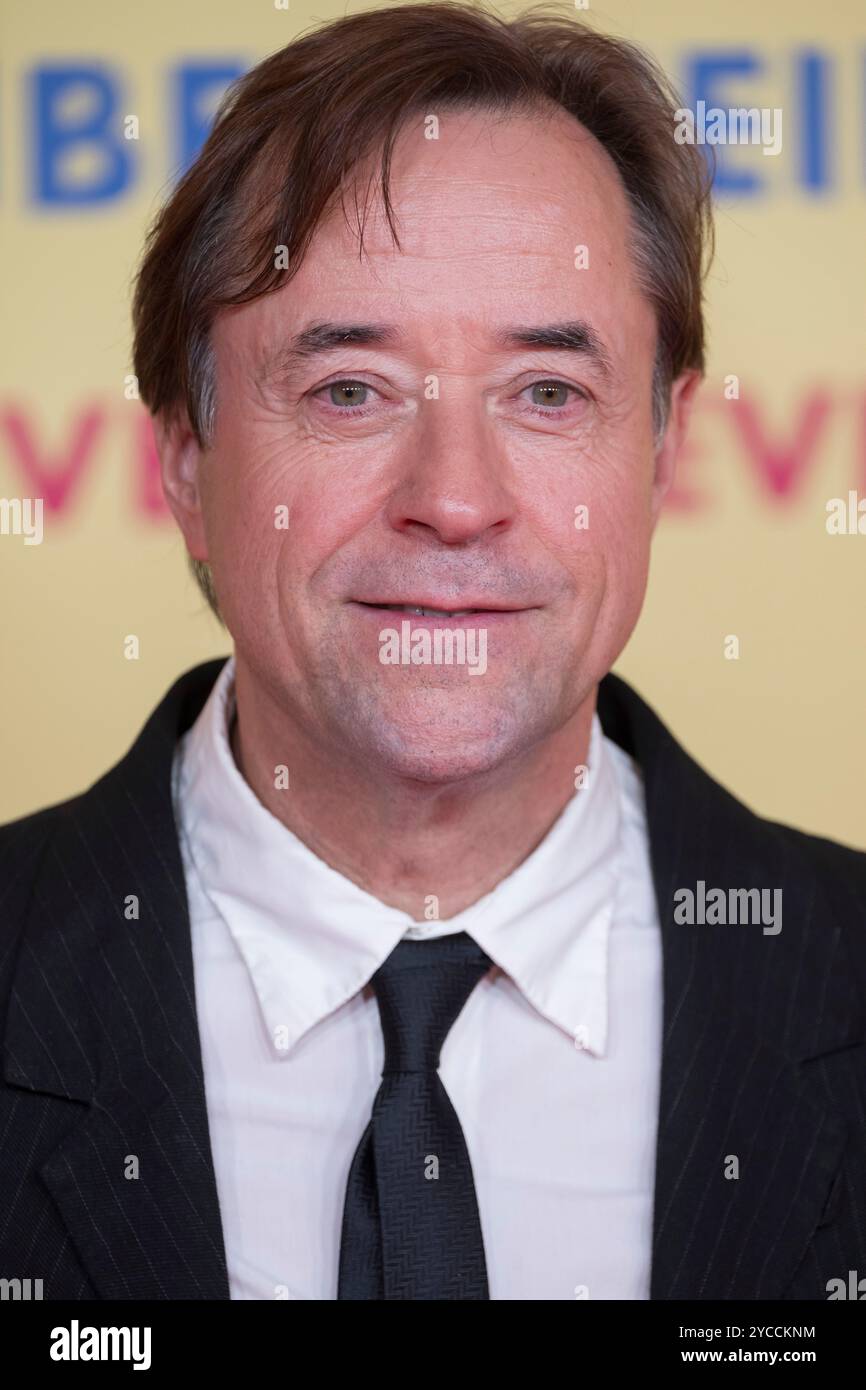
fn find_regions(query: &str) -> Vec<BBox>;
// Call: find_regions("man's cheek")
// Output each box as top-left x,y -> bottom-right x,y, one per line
549,497 -> 646,573
207,507 -> 286,619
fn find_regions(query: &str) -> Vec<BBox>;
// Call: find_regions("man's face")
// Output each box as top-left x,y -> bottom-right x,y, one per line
166,107 -> 691,783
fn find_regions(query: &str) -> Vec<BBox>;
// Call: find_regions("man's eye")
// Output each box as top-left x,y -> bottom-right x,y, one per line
311,378 -> 584,416
524,380 -> 582,410
317,380 -> 372,409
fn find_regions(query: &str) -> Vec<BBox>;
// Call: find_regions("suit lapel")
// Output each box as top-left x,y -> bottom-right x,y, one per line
598,673 -> 861,1299
3,659 -> 231,1299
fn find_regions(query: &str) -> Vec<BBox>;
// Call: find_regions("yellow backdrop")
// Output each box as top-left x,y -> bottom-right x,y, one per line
2,0 -> 864,848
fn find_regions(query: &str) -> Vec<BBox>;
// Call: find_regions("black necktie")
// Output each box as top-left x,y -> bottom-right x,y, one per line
337,931 -> 492,1300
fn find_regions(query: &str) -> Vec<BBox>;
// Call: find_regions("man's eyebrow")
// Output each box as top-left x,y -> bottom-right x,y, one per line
493,321 -> 613,378
257,323 -> 399,380
257,318 -> 613,379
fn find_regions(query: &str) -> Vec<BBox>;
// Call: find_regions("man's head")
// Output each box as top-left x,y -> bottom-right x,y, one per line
134,2 -> 712,785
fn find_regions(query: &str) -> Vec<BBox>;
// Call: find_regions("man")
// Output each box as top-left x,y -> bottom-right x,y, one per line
1,3 -> 864,1302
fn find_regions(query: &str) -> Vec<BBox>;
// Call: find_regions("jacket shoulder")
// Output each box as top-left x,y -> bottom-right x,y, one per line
0,798 -> 78,1016
0,794 -> 83,929
711,795 -> 866,1005
0,788 -> 90,872
0,658 -> 225,933
761,813 -> 866,917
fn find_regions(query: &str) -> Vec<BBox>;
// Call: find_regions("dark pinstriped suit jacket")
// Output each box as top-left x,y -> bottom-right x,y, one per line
1,658 -> 865,1300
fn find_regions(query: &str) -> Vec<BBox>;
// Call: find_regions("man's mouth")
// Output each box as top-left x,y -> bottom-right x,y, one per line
353,601 -> 525,621
364,603 -> 481,618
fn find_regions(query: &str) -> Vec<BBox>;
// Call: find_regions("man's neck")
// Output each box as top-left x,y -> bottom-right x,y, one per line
228,674 -> 596,921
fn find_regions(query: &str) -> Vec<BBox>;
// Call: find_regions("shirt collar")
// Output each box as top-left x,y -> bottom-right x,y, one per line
173,655 -> 624,1060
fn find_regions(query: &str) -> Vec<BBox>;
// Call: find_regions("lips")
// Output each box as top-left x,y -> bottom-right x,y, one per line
366,604 -> 481,618
354,601 -> 523,617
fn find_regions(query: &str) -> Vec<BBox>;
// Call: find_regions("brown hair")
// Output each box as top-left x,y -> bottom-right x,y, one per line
132,0 -> 713,617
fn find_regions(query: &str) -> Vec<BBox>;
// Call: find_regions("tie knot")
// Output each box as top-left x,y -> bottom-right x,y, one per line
371,931 -> 492,1074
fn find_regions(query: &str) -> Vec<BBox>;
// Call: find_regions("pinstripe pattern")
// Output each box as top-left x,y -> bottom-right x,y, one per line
596,680 -> 866,1299
0,661 -> 231,1300
0,658 -> 864,1299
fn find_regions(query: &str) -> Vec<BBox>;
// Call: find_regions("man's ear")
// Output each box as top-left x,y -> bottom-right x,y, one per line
152,412 -> 209,562
650,369 -> 702,525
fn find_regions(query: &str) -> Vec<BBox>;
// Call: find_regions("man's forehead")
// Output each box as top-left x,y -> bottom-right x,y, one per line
223,109 -> 645,371
366,104 -> 625,199
295,106 -> 633,257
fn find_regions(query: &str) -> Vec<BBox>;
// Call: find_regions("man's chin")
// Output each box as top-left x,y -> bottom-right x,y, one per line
370,742 -> 511,786
339,689 -> 550,787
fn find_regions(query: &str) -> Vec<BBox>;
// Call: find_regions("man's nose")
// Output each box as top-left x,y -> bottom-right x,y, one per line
383,400 -> 515,545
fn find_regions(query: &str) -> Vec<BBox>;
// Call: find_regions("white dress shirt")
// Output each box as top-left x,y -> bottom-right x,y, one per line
172,655 -> 662,1300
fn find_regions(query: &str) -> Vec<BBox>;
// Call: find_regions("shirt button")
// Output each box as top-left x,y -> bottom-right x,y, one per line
573,1024 -> 590,1050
